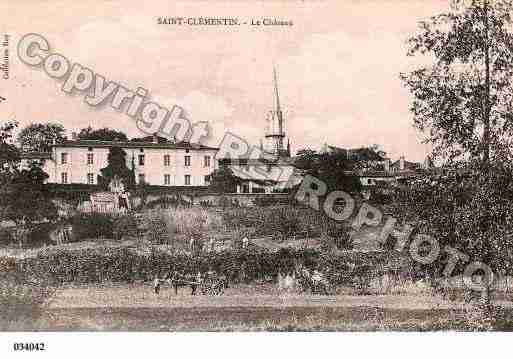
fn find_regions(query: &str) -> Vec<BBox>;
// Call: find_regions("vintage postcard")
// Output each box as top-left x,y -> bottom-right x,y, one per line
1,0 -> 513,354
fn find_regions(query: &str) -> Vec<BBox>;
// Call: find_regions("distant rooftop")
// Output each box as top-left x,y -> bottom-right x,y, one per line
52,139 -> 218,151
20,152 -> 52,159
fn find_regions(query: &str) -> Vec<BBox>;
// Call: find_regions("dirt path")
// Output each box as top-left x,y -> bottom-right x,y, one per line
48,283 -> 461,310
36,284 -> 513,331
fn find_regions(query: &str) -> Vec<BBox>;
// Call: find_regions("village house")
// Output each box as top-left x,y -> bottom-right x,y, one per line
319,144 -> 430,187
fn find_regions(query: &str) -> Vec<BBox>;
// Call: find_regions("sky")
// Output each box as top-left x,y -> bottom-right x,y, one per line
0,0 -> 450,162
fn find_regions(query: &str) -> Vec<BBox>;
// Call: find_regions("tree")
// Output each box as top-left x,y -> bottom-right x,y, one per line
17,122 -> 65,152
294,148 -> 362,193
0,122 -> 57,247
0,121 -> 20,173
0,162 -> 58,246
1,163 -> 57,223
401,0 -> 513,166
397,1 -> 513,308
209,166 -> 240,193
98,146 -> 135,190
294,148 -> 318,171
77,126 -> 128,141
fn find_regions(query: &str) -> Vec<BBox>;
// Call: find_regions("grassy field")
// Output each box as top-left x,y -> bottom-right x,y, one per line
39,306 -> 464,331
3,205 -> 513,331
14,283 -> 507,331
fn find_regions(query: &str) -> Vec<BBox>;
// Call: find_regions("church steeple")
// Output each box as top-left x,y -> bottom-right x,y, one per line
265,66 -> 287,157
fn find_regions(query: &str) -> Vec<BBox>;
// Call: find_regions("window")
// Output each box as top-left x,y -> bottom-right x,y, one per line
184,175 -> 191,185
204,155 -> 211,167
164,174 -> 171,185
87,173 -> 94,184
61,172 -> 68,184
61,152 -> 68,164
184,155 -> 191,167
164,154 -> 171,166
87,153 -> 94,165
204,175 -> 211,185
138,173 -> 146,184
138,154 -> 145,166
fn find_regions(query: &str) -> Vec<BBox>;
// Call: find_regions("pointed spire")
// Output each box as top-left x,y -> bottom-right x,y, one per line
273,66 -> 281,115
287,139 -> 291,157
273,66 -> 284,152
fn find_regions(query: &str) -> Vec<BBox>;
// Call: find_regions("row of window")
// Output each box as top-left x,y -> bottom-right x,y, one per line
139,174 -> 210,185
60,153 -> 211,167
60,172 -> 210,186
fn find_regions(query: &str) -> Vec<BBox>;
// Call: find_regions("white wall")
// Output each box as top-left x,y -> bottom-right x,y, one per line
47,146 -> 218,186
124,147 -> 218,186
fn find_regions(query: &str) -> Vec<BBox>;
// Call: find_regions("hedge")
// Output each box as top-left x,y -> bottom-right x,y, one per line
8,247 -> 413,288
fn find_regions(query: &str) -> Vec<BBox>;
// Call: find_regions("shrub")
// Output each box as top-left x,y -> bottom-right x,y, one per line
71,213 -> 114,240
26,223 -> 58,248
325,223 -> 354,250
144,195 -> 190,209
222,206 -> 325,239
145,212 -> 169,245
113,214 -> 141,240
253,195 -> 294,207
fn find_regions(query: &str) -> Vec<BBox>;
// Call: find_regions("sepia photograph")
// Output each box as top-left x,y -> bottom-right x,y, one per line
1,0 -> 513,356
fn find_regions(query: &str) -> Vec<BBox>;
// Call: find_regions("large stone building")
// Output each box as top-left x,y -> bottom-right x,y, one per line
35,135 -> 218,187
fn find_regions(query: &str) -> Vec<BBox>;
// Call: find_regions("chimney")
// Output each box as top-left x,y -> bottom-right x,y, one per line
399,156 -> 405,171
152,133 -> 158,144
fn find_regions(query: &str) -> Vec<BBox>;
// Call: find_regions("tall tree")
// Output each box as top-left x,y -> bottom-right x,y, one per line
0,121 -> 20,173
401,0 -> 513,166
396,1 -> 513,306
294,147 -> 382,193
17,122 -> 66,152
98,146 -> 135,190
77,126 -> 128,141
0,163 -> 57,225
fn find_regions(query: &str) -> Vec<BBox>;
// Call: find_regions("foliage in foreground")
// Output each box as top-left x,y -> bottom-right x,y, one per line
8,247 -> 409,289
0,258 -> 55,330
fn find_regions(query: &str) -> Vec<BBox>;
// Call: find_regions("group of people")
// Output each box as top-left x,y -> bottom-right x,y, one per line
188,236 -> 250,253
153,269 -> 222,295
276,265 -> 332,295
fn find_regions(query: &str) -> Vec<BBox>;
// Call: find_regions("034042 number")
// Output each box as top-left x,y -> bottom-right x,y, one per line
13,343 -> 45,351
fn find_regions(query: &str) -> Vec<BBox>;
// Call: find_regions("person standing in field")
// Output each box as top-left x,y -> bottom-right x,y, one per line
153,275 -> 161,294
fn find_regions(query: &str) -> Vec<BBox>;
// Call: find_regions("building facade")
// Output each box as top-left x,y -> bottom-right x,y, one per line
37,137 -> 218,187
